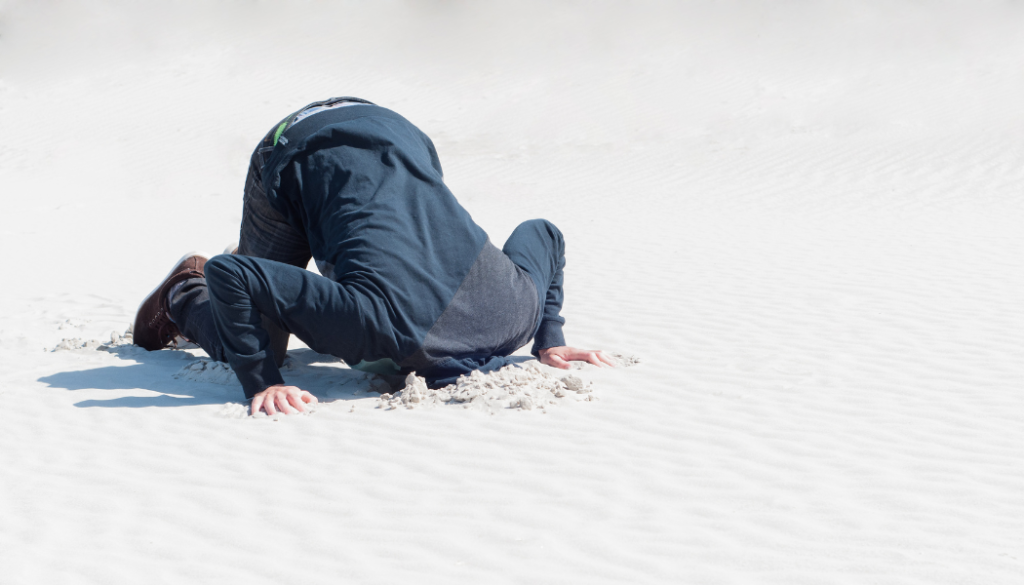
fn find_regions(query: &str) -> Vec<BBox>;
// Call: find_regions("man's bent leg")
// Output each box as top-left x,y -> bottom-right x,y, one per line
236,139 -> 313,366
204,254 -> 369,398
167,277 -> 227,361
502,219 -> 567,354
167,137 -> 313,366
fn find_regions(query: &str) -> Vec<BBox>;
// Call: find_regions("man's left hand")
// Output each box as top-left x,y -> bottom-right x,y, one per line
538,346 -> 616,369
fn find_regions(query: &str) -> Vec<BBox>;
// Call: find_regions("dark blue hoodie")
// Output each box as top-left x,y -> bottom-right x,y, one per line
256,100 -> 563,387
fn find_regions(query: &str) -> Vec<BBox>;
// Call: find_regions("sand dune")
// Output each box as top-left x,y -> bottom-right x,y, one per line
1,1 -> 1023,583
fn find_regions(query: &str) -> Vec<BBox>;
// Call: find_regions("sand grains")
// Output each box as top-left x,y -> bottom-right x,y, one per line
378,363 -> 598,412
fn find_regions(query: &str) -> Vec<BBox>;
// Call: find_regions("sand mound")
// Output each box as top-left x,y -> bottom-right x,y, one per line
52,337 -> 104,351
607,352 -> 641,367
378,363 -> 597,412
53,327 -> 134,352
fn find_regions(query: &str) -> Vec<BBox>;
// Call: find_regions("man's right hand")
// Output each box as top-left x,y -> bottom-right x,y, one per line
251,384 -> 318,416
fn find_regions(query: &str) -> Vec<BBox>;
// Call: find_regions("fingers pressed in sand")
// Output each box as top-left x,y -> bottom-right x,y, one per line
275,393 -> 295,415
251,395 -> 265,417
550,355 -> 571,369
287,392 -> 307,413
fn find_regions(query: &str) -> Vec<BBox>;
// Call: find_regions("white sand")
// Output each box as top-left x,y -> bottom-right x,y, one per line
378,364 -> 600,412
2,1 -> 1024,583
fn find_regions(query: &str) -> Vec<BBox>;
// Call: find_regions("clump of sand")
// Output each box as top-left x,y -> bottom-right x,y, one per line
52,326 -> 134,352
378,363 -> 597,412
607,352 -> 641,367
52,337 -> 104,351
57,318 -> 90,330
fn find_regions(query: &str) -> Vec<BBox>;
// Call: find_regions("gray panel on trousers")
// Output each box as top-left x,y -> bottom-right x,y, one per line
401,240 -> 540,370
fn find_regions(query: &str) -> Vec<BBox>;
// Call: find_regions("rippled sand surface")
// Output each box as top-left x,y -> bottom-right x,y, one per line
1,2 -> 1022,583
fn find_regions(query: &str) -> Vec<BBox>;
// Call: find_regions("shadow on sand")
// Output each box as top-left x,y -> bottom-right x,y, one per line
38,345 -> 370,408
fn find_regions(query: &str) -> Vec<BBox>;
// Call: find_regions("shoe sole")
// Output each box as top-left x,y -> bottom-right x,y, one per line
135,250 -> 207,317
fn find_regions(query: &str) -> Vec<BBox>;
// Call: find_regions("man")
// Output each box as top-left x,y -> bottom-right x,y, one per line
134,97 -> 613,416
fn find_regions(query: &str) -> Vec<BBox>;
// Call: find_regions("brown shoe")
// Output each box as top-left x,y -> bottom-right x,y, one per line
133,253 -> 208,351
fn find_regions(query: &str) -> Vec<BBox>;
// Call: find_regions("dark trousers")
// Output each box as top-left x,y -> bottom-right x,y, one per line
168,122 -> 312,369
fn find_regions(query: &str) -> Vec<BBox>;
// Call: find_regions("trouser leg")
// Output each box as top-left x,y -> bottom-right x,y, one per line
236,140 -> 313,365
167,277 -> 226,361
502,219 -> 567,353
166,131 -> 312,366
203,254 -> 368,398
